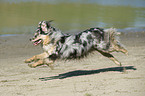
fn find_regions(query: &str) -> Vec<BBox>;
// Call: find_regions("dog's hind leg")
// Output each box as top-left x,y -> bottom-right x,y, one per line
104,28 -> 128,55
111,43 -> 128,55
97,50 -> 122,66
117,46 -> 128,55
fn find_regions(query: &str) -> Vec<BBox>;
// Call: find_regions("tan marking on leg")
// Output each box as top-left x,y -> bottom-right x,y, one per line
35,52 -> 48,60
120,48 -> 128,55
109,57 -> 122,66
28,60 -> 44,68
25,55 -> 37,63
25,52 -> 48,63
44,59 -> 54,70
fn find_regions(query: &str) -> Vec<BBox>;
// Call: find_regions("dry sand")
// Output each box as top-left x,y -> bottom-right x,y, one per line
0,32 -> 145,96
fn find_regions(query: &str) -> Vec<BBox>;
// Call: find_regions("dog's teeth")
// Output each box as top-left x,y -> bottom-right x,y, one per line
33,40 -> 42,46
38,40 -> 42,43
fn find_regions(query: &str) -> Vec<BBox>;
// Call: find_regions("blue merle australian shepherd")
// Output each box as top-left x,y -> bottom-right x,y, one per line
25,20 -> 128,69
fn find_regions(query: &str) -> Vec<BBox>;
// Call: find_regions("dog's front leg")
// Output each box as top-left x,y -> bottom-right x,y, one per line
28,58 -> 54,69
44,59 -> 54,70
25,55 -> 37,63
28,59 -> 44,68
25,52 -> 48,63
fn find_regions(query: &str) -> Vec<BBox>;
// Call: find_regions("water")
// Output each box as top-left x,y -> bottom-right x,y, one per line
0,0 -> 145,35
0,34 -> 22,37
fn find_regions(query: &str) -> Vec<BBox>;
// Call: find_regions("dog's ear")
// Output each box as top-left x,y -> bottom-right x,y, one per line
46,20 -> 53,28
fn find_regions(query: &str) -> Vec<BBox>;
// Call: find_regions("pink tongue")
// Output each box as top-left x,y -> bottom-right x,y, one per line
33,40 -> 41,46
33,42 -> 38,45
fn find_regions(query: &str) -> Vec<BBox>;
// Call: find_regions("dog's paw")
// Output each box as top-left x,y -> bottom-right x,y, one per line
28,64 -> 37,68
24,59 -> 32,63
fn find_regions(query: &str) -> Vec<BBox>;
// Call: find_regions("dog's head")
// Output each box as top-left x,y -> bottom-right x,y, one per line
30,20 -> 53,46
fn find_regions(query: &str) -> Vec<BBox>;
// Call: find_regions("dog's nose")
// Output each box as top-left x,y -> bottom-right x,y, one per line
29,39 -> 32,41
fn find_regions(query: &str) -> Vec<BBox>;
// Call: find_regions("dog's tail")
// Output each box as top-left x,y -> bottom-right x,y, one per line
103,28 -> 128,55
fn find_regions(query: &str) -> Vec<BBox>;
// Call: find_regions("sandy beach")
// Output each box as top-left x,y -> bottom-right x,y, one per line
0,32 -> 145,96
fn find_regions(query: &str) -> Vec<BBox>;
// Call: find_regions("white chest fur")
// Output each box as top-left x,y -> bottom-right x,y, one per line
42,44 -> 54,55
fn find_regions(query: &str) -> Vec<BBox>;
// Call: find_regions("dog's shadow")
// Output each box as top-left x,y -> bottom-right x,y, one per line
39,66 -> 136,81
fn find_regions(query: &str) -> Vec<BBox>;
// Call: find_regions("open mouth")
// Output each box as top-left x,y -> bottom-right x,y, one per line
33,39 -> 42,46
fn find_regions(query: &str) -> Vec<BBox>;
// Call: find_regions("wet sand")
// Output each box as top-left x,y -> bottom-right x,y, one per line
0,32 -> 145,96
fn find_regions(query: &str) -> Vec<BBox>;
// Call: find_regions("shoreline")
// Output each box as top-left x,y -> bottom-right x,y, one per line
0,27 -> 145,37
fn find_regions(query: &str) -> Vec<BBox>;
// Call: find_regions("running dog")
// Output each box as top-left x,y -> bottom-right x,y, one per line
25,20 -> 128,69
